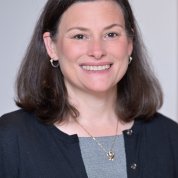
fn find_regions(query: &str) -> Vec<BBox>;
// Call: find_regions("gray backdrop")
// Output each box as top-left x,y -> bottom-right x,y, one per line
0,0 -> 177,121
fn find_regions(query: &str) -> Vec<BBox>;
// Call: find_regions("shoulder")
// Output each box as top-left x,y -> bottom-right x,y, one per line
0,109 -> 41,139
153,113 -> 178,142
145,112 -> 178,132
0,109 -> 37,128
133,113 -> 178,144
136,113 -> 178,144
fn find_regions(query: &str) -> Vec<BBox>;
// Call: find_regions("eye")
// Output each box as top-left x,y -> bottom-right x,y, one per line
72,34 -> 87,40
105,32 -> 119,39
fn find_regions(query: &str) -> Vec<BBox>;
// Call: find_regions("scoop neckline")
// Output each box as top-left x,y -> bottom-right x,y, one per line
47,119 -> 142,144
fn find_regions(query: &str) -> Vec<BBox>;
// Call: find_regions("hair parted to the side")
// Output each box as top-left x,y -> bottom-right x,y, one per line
15,0 -> 163,124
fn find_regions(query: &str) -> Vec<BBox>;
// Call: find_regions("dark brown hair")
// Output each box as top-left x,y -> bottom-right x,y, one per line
16,0 -> 163,123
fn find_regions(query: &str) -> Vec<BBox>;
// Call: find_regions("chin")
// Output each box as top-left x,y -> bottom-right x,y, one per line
84,85 -> 116,94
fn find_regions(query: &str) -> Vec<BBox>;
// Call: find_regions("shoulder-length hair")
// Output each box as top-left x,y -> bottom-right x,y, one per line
16,0 -> 163,124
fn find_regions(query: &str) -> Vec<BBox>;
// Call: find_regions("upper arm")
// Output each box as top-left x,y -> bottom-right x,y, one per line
167,120 -> 178,176
0,115 -> 20,177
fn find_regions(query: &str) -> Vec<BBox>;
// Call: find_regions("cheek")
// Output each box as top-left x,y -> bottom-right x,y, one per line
57,40 -> 87,61
108,40 -> 132,59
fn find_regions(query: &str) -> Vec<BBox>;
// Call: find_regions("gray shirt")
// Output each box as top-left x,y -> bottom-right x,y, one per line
79,134 -> 127,178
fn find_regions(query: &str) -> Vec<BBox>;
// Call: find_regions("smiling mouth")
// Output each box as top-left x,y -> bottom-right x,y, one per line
81,64 -> 112,71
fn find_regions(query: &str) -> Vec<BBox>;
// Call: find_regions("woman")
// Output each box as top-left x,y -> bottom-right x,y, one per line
0,0 -> 178,177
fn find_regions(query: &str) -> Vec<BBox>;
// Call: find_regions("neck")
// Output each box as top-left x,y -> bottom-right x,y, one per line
67,87 -> 118,124
55,85 -> 133,137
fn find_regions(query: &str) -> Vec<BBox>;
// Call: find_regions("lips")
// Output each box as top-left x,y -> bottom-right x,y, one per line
80,62 -> 113,71
81,64 -> 111,71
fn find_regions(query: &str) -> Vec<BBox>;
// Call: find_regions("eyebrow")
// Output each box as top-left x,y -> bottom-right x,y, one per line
66,23 -> 124,32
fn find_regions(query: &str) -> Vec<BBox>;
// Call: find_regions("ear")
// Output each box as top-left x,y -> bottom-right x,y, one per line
128,38 -> 133,56
43,32 -> 58,59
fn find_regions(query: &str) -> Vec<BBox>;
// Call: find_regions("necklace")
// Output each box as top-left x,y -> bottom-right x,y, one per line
77,120 -> 119,161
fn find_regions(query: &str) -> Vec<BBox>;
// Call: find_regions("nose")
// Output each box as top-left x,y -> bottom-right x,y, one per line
87,38 -> 106,59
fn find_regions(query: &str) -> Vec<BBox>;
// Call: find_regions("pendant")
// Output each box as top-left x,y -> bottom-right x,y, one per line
107,151 -> 115,161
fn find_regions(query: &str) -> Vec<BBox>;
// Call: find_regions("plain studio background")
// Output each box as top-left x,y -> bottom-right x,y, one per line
0,0 -> 177,122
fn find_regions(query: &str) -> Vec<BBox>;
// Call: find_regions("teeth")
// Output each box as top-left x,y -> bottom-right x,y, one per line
81,65 -> 111,71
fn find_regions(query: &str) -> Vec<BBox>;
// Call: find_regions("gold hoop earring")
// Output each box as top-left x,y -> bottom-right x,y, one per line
50,59 -> 59,68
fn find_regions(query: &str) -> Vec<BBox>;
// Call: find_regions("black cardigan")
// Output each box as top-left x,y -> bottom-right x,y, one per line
0,110 -> 178,178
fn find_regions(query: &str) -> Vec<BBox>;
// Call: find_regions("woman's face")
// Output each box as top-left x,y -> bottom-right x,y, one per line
45,1 -> 133,94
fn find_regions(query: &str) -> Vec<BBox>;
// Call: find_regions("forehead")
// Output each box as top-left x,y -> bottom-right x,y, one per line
59,1 -> 125,29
